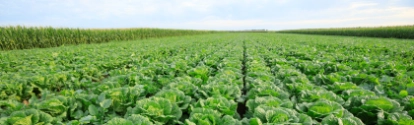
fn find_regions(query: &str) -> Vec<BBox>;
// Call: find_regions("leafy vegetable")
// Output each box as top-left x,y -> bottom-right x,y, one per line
105,118 -> 134,125
285,82 -> 315,95
377,112 -> 414,125
296,100 -> 346,120
191,96 -> 238,117
197,84 -> 242,100
247,85 -> 290,100
126,97 -> 182,124
154,88 -> 192,110
345,96 -> 404,124
402,96 -> 414,118
246,96 -> 293,116
5,109 -> 54,125
103,85 -> 145,112
341,88 -> 376,100
185,108 -> 242,125
188,66 -> 210,84
163,76 -> 200,96
36,98 -> 67,117
252,105 -> 313,124
321,114 -> 364,125
0,100 -> 26,116
297,89 -> 344,104
105,114 -> 161,125
329,82 -> 359,94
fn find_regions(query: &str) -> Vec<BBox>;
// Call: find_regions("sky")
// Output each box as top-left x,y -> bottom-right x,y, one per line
0,0 -> 413,30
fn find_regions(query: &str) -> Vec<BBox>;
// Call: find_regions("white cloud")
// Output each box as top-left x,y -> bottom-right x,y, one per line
0,0 -> 413,29
349,1 -> 379,9
175,4 -> 414,30
50,0 -> 291,18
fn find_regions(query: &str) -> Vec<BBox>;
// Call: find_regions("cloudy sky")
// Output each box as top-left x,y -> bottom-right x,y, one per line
0,0 -> 413,30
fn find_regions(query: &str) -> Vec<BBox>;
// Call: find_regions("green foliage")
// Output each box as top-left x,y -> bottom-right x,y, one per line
126,97 -> 182,124
185,108 -> 242,125
0,100 -> 27,116
297,89 -> 344,104
345,96 -> 405,124
296,100 -> 347,120
329,82 -> 359,94
252,106 -> 313,124
37,98 -> 67,117
105,118 -> 134,125
188,66 -> 210,84
246,85 -> 290,100
341,89 -> 376,100
278,25 -> 414,39
197,83 -> 242,100
321,114 -> 364,125
285,82 -> 315,95
246,96 -> 293,116
402,96 -> 414,118
1,32 -> 414,124
163,77 -> 199,96
0,26 -> 214,50
5,109 -> 55,125
103,85 -> 145,112
191,96 -> 238,117
154,88 -> 192,110
399,90 -> 408,98
377,112 -> 414,125
104,114 -> 161,125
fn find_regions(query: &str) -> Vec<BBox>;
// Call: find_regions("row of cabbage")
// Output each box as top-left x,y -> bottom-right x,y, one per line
104,39 -> 247,124
183,39 -> 245,124
252,34 -> 414,125
104,42 -> 234,124
0,36 -> 202,101
0,34 -> 234,124
242,42 -> 312,124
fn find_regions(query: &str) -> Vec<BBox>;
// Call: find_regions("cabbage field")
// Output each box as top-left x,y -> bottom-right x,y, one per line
1,33 -> 414,125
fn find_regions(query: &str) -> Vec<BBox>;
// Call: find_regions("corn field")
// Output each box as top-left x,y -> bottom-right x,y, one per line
0,26 -> 214,50
277,25 -> 414,39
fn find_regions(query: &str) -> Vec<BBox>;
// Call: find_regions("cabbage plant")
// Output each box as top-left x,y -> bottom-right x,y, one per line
154,88 -> 192,110
188,66 -> 210,84
163,81 -> 198,97
126,97 -> 182,124
328,82 -> 359,94
246,96 -> 293,117
341,88 -> 376,100
3,109 -> 55,125
103,85 -> 145,112
345,96 -> 405,124
321,114 -> 364,125
247,85 -> 289,100
297,89 -> 344,104
197,84 -> 241,100
105,114 -> 161,125
296,100 -> 347,120
191,96 -> 238,117
185,108 -> 242,125
251,105 -> 313,124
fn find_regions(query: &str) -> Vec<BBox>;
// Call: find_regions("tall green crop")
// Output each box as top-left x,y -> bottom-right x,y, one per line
277,25 -> 414,39
0,26 -> 215,50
